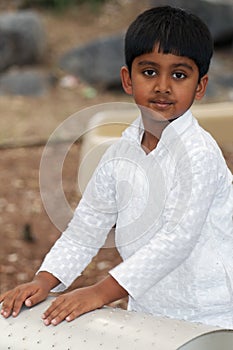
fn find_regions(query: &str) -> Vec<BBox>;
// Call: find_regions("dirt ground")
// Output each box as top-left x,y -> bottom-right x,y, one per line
0,1 -> 150,309
0,1 -> 232,311
0,143 -> 127,307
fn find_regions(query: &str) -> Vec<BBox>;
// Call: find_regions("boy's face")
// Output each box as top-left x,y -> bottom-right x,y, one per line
121,45 -> 208,122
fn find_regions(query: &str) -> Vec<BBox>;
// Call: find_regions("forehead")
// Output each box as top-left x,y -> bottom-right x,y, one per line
133,45 -> 198,71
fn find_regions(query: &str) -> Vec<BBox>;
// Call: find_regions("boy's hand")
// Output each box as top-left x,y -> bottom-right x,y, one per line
0,272 -> 59,318
42,285 -> 103,326
42,275 -> 128,326
0,281 -> 49,318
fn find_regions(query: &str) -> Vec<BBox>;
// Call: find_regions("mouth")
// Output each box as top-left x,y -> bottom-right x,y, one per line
150,100 -> 173,109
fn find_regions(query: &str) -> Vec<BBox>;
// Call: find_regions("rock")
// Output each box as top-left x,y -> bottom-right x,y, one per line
7,253 -> 18,263
149,0 -> 233,46
22,223 -> 36,243
0,11 -> 47,72
206,52 -> 233,100
215,74 -> 233,88
59,34 -> 125,88
0,69 -> 55,96
193,54 -> 233,101
0,0 -> 25,11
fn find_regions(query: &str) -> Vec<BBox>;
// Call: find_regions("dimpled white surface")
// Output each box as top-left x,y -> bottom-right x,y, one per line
1,297 -> 232,350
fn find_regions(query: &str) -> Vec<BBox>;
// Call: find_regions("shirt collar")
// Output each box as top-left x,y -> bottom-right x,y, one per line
122,109 -> 194,147
160,109 -> 193,144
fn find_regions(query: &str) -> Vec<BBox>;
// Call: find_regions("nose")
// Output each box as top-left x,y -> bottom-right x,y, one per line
154,75 -> 171,94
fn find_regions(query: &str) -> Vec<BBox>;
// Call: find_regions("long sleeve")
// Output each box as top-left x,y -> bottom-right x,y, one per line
38,146 -> 118,292
110,146 -> 220,299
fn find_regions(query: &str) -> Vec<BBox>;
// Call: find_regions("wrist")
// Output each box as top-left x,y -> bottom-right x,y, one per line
94,275 -> 128,306
33,271 -> 60,292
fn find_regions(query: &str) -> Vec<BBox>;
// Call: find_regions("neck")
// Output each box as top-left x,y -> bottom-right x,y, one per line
141,115 -> 169,153
141,131 -> 159,154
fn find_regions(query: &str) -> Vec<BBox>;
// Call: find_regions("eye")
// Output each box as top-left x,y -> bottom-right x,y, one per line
172,72 -> 186,79
143,69 -> 157,77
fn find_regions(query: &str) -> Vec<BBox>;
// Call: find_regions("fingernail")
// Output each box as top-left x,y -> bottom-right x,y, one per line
12,312 -> 17,317
51,319 -> 57,325
44,319 -> 49,326
25,300 -> 32,307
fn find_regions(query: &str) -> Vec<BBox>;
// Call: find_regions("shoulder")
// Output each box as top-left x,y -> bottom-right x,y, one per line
100,118 -> 141,159
180,116 -> 223,157
177,117 -> 230,182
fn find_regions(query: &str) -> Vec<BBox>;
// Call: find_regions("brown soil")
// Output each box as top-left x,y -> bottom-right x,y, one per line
0,143 -> 126,308
0,1 -> 232,312
0,0 -> 150,309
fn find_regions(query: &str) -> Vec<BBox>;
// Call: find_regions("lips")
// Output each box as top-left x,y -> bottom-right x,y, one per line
150,100 -> 173,110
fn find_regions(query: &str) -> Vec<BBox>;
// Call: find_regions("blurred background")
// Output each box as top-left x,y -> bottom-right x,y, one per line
0,0 -> 232,309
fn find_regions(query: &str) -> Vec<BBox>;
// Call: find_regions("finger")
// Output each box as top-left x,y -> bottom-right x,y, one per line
50,308 -> 72,326
12,290 -> 34,317
65,299 -> 97,322
66,308 -> 83,322
42,298 -> 66,325
0,291 -> 7,303
24,289 -> 46,308
0,292 -> 7,313
12,296 -> 24,317
9,289 -> 33,317
43,299 -> 79,326
42,298 -> 61,319
1,292 -> 18,318
7,287 -> 42,317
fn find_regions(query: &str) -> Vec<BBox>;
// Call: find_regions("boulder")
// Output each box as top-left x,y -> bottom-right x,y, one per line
0,69 -> 55,96
149,0 -> 233,46
59,34 -> 125,88
0,11 -> 47,72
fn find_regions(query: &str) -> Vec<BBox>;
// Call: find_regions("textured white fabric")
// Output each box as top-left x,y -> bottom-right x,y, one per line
38,110 -> 233,328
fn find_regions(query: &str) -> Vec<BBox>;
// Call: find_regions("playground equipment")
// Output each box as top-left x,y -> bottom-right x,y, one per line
1,297 -> 233,349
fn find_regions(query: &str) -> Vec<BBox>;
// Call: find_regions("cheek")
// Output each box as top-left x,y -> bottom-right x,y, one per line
176,84 -> 197,102
133,84 -> 148,101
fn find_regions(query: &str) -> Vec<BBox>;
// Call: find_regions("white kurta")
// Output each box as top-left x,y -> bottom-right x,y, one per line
38,110 -> 233,328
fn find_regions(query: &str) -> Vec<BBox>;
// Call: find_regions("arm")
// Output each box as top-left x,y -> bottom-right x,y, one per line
110,148 -> 220,299
1,145 -> 119,320
37,147 -> 118,293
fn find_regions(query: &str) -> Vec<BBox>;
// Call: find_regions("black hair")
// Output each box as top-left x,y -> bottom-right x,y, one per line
125,6 -> 213,78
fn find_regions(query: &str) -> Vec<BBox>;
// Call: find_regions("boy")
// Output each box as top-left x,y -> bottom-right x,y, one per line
1,6 -> 233,328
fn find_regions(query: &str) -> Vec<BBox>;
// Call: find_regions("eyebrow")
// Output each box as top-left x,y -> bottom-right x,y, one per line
137,60 -> 194,71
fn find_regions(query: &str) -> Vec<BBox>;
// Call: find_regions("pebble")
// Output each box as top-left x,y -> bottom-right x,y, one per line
17,272 -> 29,282
7,253 -> 18,263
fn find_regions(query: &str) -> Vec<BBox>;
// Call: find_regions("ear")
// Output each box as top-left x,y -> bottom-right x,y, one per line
195,74 -> 208,101
120,66 -> 133,95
